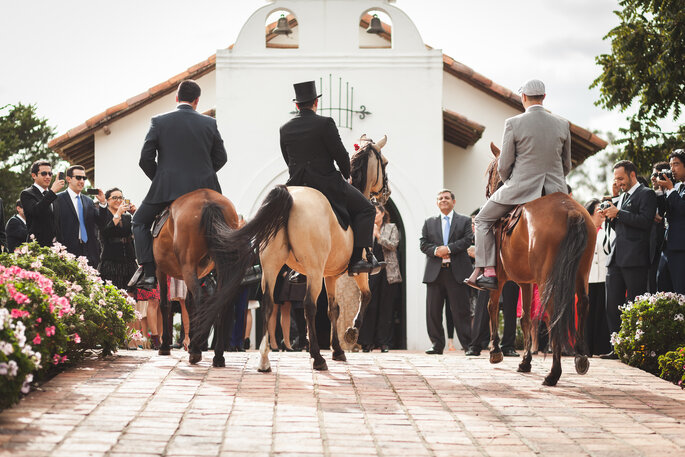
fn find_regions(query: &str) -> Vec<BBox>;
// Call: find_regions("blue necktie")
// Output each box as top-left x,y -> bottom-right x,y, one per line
443,215 -> 450,246
77,195 -> 88,243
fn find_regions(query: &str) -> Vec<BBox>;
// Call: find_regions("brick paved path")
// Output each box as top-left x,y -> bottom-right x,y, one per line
1,350 -> 683,457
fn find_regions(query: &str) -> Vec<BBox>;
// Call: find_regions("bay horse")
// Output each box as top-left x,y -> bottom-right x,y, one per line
154,188 -> 241,365
485,142 -> 596,386
202,135 -> 389,372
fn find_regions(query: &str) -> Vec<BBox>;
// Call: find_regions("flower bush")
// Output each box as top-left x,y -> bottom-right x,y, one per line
658,347 -> 685,388
612,292 -> 685,375
0,242 -> 136,409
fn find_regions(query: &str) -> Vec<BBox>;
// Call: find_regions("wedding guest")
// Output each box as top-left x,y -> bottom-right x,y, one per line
98,188 -> 137,290
6,200 -> 28,252
584,199 -> 611,356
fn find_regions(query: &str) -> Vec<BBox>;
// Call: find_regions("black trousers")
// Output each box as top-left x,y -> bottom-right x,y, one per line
585,282 -> 611,355
605,265 -> 648,336
359,270 -> 399,347
342,183 -> 375,247
132,201 -> 170,266
658,250 -> 685,294
470,289 -> 491,350
426,268 -> 471,351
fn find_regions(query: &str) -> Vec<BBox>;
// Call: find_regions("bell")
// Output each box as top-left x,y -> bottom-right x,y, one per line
366,14 -> 384,34
273,14 -> 292,36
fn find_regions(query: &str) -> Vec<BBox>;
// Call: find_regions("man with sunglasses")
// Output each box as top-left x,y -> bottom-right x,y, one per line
20,160 -> 65,247
54,165 -> 108,267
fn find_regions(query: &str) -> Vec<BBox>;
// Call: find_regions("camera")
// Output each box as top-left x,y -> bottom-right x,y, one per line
652,168 -> 673,181
599,200 -> 613,211
58,171 -> 65,181
85,188 -> 100,196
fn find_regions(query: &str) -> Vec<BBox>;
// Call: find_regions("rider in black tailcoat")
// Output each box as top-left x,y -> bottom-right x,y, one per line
279,81 -> 379,274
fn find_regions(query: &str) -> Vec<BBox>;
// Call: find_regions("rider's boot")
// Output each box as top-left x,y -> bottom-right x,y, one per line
129,263 -> 157,290
348,247 -> 373,276
366,247 -> 387,275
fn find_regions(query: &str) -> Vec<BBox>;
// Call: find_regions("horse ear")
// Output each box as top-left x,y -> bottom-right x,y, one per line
376,135 -> 387,150
490,142 -> 501,157
359,134 -> 368,142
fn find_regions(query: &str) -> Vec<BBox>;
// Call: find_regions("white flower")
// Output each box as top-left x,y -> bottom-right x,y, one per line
8,360 -> 18,377
635,329 -> 644,340
610,332 -> 621,345
650,351 -> 656,357
20,373 -> 33,394
674,314 -> 684,322
0,362 -> 8,375
0,341 -> 14,356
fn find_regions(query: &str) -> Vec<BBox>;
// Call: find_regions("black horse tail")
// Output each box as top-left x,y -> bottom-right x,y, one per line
197,185 -> 293,336
540,209 -> 588,354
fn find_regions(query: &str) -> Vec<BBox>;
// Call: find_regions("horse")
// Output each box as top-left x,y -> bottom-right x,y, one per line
153,188 -> 241,365
485,142 -> 596,386
201,135 -> 389,372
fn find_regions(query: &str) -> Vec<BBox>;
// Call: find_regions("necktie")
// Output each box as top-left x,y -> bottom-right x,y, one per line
76,195 -> 88,243
443,215 -> 450,246
678,183 -> 685,196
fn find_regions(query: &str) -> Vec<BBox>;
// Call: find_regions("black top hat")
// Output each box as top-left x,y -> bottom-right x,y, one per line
292,81 -> 321,103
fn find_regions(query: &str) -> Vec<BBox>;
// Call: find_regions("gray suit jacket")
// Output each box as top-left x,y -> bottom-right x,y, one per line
420,211 -> 473,283
490,105 -> 571,205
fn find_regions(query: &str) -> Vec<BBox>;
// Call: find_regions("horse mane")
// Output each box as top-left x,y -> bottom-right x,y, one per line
350,144 -> 373,193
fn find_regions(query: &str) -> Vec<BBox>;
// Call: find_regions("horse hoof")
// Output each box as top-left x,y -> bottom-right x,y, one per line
313,360 -> 328,371
332,351 -> 347,362
343,328 -> 359,345
490,351 -> 503,364
575,355 -> 589,375
257,366 -> 272,373
188,353 -> 202,365
542,375 -> 558,386
212,358 -> 226,368
517,363 -> 531,373
158,348 -> 171,356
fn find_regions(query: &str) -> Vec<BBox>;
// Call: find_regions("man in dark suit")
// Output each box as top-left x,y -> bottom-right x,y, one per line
280,81 -> 378,274
648,161 -> 670,292
655,149 -> 685,294
20,160 -> 65,247
420,189 -> 474,354
600,160 -> 657,358
6,199 -> 28,252
54,165 -> 107,267
131,80 -> 228,289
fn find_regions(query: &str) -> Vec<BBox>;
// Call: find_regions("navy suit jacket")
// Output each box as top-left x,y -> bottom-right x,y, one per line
665,184 -> 685,251
607,184 -> 657,268
6,215 -> 28,252
420,211 -> 474,283
54,191 -> 107,266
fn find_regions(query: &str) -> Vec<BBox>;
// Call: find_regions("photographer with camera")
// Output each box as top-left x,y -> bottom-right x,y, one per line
649,162 -> 670,292
599,160 -> 656,359
654,149 -> 685,294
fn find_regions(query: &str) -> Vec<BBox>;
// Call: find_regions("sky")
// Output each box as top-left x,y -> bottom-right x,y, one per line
0,0 -> 623,137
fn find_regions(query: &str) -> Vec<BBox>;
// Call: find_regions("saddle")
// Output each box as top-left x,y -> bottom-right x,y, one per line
151,207 -> 171,238
495,204 -> 524,237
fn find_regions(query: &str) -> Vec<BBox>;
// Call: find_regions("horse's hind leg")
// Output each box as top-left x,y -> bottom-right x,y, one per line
488,287 -> 503,364
543,341 -> 563,386
517,284 -> 533,373
157,272 -> 172,356
184,271 -> 204,365
574,278 -> 590,375
325,276 -> 345,362
304,274 -> 327,371
345,273 -> 371,345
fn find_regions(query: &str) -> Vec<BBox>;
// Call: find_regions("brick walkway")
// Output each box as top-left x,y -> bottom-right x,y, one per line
0,350 -> 683,457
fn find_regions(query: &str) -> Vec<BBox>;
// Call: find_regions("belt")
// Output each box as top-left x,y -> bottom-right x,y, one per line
441,262 -> 451,268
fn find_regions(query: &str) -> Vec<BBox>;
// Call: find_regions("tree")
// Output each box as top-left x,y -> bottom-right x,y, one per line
591,0 -> 685,173
0,103 -> 59,218
568,131 -> 622,203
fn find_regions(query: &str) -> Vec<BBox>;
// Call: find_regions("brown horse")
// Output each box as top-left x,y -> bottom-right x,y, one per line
485,143 -> 596,386
154,189 -> 240,364
203,136 -> 389,372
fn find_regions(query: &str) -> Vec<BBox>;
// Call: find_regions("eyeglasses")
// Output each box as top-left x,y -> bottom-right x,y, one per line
71,175 -> 87,181
38,171 -> 53,177
109,196 -> 124,201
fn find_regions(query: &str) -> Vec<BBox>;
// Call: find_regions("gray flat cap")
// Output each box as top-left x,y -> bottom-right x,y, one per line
518,79 -> 546,96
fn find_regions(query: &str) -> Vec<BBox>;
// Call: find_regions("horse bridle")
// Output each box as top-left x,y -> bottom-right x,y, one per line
367,145 -> 390,204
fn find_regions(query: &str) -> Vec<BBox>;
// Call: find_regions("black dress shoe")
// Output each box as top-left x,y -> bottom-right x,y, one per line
362,345 -> 372,353
348,259 -> 373,276
465,347 -> 481,356
380,345 -> 389,353
475,275 -> 497,290
136,275 -> 157,291
425,347 -> 443,355
600,351 -> 618,360
502,348 -> 519,357
366,250 -> 387,276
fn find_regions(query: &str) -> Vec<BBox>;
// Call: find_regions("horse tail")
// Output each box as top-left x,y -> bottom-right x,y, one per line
541,209 -> 588,354
197,185 -> 293,335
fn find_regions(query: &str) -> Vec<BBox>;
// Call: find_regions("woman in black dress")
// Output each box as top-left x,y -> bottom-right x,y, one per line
98,188 -> 137,290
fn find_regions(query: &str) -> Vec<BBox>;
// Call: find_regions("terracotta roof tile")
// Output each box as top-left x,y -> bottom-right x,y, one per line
105,101 -> 128,116
126,90 -> 151,106
149,81 -> 171,96
85,111 -> 106,127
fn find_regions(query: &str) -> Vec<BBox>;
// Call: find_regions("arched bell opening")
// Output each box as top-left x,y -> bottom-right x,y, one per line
359,9 -> 392,49
265,9 -> 299,49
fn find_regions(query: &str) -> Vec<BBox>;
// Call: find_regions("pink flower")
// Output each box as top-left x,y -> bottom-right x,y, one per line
52,354 -> 61,365
36,318 -> 42,323
45,326 -> 56,337
116,311 -> 123,319
33,334 -> 41,345
73,333 -> 81,344
61,355 -> 67,363
10,309 -> 29,319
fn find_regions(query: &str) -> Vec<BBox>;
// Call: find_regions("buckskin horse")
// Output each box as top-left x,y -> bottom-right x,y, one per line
201,135 -> 389,372
485,142 -> 596,386
153,188 -> 242,365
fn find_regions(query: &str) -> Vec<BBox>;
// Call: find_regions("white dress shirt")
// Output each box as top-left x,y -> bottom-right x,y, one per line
436,211 -> 454,263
